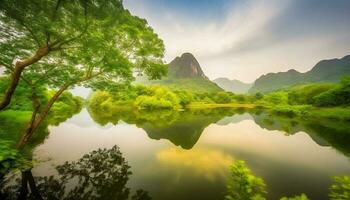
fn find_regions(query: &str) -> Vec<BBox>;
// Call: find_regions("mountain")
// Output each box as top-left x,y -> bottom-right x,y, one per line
137,53 -> 222,92
168,53 -> 207,79
213,78 -> 252,93
249,55 -> 350,93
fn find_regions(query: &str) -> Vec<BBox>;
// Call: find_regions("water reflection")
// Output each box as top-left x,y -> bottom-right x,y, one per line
88,105 -> 350,157
156,147 -> 233,181
88,107 -> 250,149
1,146 -> 150,200
252,112 -> 350,156
2,107 -> 350,200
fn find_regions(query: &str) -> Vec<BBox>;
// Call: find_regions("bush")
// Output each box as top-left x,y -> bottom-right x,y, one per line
329,176 -> 350,200
134,86 -> 180,110
225,160 -> 267,200
213,92 -> 232,104
287,84 -> 335,105
272,105 -> 311,117
262,91 -> 289,105
175,90 -> 194,106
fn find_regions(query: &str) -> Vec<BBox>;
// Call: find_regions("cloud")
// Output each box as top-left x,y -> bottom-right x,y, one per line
125,0 -> 350,82
156,147 -> 234,181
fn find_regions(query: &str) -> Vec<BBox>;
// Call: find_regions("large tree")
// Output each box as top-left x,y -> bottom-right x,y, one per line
0,0 -> 167,148
0,0 -> 165,110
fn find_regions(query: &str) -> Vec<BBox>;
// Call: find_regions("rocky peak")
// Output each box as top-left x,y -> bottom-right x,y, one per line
169,53 -> 208,79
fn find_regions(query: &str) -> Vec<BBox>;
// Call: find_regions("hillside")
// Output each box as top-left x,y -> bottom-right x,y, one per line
249,55 -> 350,93
137,53 -> 222,92
213,78 -> 252,93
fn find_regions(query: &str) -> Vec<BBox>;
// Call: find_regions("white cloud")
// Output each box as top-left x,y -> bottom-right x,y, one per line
125,0 -> 350,82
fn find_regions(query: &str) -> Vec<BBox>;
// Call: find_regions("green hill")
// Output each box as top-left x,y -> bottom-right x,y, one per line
136,53 -> 222,92
249,55 -> 350,93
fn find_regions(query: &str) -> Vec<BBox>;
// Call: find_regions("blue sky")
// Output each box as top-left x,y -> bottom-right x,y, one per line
125,0 -> 350,82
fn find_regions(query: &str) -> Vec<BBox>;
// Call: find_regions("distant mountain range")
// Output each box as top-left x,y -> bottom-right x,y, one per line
213,78 -> 252,94
137,53 -> 222,92
249,55 -> 350,93
137,53 -> 350,94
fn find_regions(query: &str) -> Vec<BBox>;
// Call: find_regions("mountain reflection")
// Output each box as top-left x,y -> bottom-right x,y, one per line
0,146 -> 151,200
252,112 -> 350,157
88,106 -> 350,156
88,107 -> 244,149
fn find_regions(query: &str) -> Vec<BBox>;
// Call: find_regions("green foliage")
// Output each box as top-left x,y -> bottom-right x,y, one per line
329,176 -> 350,200
1,145 -> 151,200
134,86 -> 180,110
225,160 -> 267,200
254,92 -> 264,100
89,86 -> 181,111
0,140 -> 31,174
143,77 -> 222,93
314,77 -> 350,107
261,91 -> 289,105
48,92 -> 83,125
212,92 -> 233,104
249,55 -> 350,94
0,0 -> 166,81
310,107 -> 350,122
287,83 -> 335,105
271,105 -> 311,117
174,90 -> 194,106
0,77 -> 47,111
280,194 -> 310,200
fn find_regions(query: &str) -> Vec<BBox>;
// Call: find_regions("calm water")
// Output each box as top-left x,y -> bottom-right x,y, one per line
2,108 -> 350,200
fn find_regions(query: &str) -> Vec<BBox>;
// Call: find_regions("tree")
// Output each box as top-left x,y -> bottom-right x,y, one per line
0,0 -> 165,110
329,176 -> 350,200
225,160 -> 267,200
1,145 -> 152,200
3,1 -> 167,148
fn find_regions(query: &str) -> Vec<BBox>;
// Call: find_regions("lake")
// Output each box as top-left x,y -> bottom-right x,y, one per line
1,107 -> 350,200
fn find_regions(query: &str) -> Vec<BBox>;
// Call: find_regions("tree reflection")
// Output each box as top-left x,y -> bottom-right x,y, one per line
88,106 -> 245,149
252,112 -> 350,157
1,146 -> 151,200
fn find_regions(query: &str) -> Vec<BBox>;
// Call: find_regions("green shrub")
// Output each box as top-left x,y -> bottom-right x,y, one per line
314,77 -> 350,107
272,105 -> 311,117
213,92 -> 232,104
287,83 -> 335,105
262,91 -> 289,105
225,160 -> 267,200
329,176 -> 350,200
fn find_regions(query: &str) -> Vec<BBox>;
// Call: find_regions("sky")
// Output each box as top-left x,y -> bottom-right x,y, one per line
124,0 -> 350,83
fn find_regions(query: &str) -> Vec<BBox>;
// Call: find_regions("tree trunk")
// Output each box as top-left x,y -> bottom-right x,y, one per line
18,171 -> 29,199
0,46 -> 50,110
25,170 -> 43,200
16,84 -> 68,149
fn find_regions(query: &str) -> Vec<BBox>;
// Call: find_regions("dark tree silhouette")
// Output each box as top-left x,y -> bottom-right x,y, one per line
1,145 -> 151,200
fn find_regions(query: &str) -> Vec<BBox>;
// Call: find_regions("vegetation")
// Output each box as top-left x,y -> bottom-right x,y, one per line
1,146 -> 151,200
143,77 -> 223,93
225,160 -> 267,200
88,85 -> 258,112
1,1 -> 350,199
0,0 -> 167,149
280,194 -> 310,200
226,161 -> 350,200
329,176 -> 350,200
249,55 -> 350,93
251,77 -> 350,121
